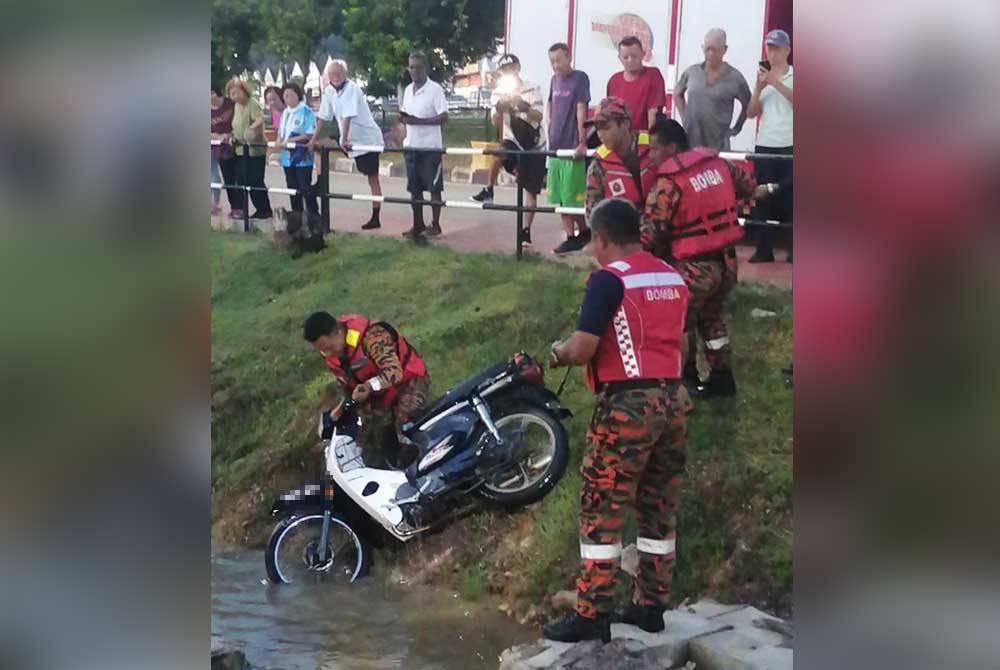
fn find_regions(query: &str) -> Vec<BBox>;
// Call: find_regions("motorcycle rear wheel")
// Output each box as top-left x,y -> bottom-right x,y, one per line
265,512 -> 370,584
473,402 -> 569,507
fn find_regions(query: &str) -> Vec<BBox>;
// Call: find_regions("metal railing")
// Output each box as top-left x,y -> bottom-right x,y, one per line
210,140 -> 792,259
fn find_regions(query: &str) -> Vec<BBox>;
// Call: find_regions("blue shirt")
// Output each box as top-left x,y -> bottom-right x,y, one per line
577,270 -> 624,336
277,103 -> 316,168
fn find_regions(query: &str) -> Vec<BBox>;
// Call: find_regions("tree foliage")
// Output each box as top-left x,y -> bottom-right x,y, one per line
342,0 -> 503,96
211,0 -> 503,95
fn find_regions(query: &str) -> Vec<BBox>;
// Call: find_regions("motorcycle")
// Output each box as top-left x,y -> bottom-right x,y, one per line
264,352 -> 572,584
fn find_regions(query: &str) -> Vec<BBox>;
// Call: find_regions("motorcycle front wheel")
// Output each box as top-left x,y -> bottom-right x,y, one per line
265,513 -> 370,584
473,402 -> 569,507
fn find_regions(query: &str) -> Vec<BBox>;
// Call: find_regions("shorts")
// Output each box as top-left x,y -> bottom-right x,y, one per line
404,151 -> 444,194
354,151 -> 380,177
547,157 -> 586,207
501,140 -> 545,195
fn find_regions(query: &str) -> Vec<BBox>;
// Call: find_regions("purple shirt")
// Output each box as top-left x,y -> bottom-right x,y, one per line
547,70 -> 591,150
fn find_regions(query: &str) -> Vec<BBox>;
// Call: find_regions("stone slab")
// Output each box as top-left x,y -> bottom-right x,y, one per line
333,157 -> 355,173
451,166 -> 475,183
524,640 -> 575,668
685,599 -> 750,619
689,629 -> 791,670
711,607 -> 789,648
610,610 -> 731,669
497,170 -> 517,187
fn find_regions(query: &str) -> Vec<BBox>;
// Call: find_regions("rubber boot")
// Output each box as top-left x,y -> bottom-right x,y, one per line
610,604 -> 666,633
693,369 -> 737,398
542,612 -> 611,644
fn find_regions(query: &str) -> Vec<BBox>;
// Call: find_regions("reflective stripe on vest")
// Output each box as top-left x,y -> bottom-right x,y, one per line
585,251 -> 688,391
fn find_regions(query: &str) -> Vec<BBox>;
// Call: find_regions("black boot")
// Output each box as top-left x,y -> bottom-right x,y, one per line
542,612 -> 611,644
692,369 -> 737,398
610,604 -> 666,633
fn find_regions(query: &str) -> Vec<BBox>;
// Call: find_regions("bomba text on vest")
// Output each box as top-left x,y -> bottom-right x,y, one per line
688,168 -> 725,193
646,287 -> 682,301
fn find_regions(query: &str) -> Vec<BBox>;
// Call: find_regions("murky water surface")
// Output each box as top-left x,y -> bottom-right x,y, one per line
212,551 -> 534,669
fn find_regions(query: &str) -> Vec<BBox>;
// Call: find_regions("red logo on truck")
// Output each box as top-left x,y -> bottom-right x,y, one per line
591,13 -> 655,61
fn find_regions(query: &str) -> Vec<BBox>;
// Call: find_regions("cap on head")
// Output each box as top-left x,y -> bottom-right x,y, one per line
583,97 -> 631,127
497,53 -> 520,70
765,29 -> 791,48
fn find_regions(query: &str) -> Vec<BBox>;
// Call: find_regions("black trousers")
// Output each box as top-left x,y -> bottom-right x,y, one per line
283,166 -> 318,214
751,145 -> 793,257
218,157 -> 241,209
235,154 -> 272,214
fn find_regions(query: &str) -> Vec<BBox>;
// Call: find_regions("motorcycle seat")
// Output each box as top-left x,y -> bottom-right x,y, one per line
403,361 -> 508,431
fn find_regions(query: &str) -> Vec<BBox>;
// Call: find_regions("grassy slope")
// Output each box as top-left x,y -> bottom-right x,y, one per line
210,232 -> 792,615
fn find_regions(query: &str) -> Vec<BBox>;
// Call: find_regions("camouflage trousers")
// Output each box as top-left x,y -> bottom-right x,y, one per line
575,381 -> 688,618
676,247 -> 738,373
360,374 -> 431,467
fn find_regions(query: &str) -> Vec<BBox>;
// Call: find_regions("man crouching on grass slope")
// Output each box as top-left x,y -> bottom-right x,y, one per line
544,198 -> 689,643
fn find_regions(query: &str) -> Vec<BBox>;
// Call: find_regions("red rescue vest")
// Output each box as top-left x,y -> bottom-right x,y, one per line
657,148 -> 743,260
594,132 -> 657,209
585,251 -> 689,392
322,314 -> 427,408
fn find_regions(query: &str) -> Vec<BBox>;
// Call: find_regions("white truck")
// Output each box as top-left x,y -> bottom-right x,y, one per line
503,0 -> 792,151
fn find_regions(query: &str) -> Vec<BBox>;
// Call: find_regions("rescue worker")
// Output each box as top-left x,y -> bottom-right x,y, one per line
303,311 -> 431,468
643,118 -> 756,397
543,198 -> 689,643
583,97 -> 657,220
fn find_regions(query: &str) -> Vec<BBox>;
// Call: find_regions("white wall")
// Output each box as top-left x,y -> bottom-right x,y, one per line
675,0 -> 766,150
572,0 -> 674,105
506,0 -> 570,92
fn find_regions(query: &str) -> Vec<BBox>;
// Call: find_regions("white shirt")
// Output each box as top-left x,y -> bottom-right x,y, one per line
318,80 -> 384,158
756,65 -> 794,147
489,77 -> 546,149
400,79 -> 448,149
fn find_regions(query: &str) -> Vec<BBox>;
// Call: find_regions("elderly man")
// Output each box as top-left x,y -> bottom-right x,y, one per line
309,59 -> 386,230
674,29 -> 751,151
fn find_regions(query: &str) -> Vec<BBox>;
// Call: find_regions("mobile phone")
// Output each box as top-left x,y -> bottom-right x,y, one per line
759,59 -> 772,71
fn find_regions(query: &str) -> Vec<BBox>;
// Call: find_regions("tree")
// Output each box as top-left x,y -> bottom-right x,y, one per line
341,0 -> 504,97
257,0 -> 342,70
211,0 -> 265,89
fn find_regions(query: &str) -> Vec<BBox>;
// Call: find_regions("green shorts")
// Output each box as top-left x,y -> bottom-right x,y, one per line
546,157 -> 586,207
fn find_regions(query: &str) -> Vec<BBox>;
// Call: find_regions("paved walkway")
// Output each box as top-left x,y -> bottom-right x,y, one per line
212,169 -> 792,287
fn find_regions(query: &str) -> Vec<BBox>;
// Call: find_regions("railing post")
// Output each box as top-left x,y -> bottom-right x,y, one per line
240,145 -> 250,233
515,154 -> 524,261
320,148 -> 330,234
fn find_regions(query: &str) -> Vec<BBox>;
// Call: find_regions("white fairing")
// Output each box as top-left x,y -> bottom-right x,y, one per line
325,434 -> 413,541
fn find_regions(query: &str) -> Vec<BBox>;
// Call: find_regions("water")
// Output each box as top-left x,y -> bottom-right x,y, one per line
212,551 -> 535,670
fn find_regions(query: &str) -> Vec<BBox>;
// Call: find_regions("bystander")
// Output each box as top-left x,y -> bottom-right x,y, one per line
674,28 -> 751,151
746,29 -> 793,263
227,77 -> 273,220
606,36 -> 667,131
547,43 -> 591,254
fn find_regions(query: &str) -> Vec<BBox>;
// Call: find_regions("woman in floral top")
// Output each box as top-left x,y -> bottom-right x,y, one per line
276,83 -> 319,215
